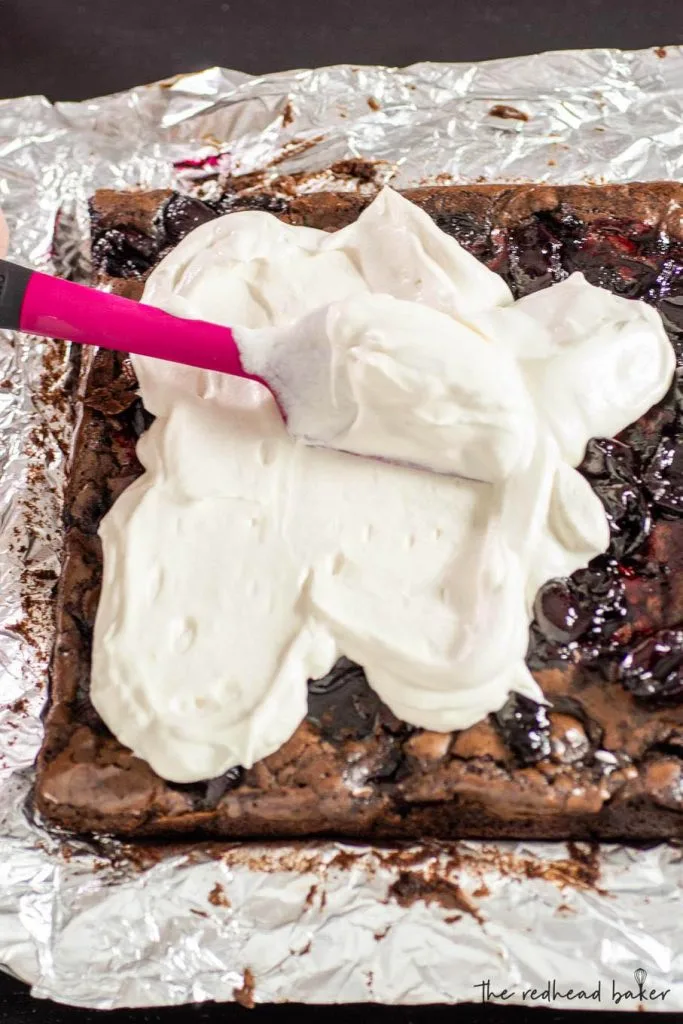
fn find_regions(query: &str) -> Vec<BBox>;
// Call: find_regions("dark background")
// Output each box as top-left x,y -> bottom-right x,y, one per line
0,0 -> 682,101
1,0 -> 683,1020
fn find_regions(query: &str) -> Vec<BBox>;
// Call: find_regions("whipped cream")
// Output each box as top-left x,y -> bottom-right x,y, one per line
91,188 -> 674,783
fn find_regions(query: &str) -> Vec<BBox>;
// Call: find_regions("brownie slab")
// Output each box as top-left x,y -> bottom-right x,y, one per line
34,182 -> 683,839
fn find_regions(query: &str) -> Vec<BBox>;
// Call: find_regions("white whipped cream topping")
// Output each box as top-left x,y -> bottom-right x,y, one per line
91,188 -> 675,783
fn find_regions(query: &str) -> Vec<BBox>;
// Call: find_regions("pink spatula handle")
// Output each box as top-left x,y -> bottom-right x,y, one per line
0,259 -> 248,377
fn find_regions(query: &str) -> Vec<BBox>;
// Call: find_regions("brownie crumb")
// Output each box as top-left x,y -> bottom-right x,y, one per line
329,849 -> 365,870
208,882 -> 231,908
489,104 -> 529,122
654,46 -> 667,58
6,619 -> 29,640
387,871 -> 483,922
31,568 -> 58,582
269,135 -> 324,167
282,101 -> 295,127
233,967 -> 255,1009
367,97 -> 381,112
9,697 -> 27,715
565,842 -> 602,889
328,158 -> 381,183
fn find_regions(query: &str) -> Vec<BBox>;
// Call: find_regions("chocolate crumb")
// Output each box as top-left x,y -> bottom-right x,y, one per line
566,842 -> 602,889
367,97 -> 381,112
472,883 -> 490,899
282,101 -> 295,127
191,909 -> 209,918
444,914 -> 463,923
208,881 -> 230,908
305,883 -> 318,907
233,967 -> 255,1009
328,158 -> 381,183
292,940 -> 312,956
374,925 -> 391,941
31,568 -> 58,582
654,46 -> 667,58
387,871 -> 483,922
329,849 -> 363,870
269,135 -> 324,167
0,379 -> 13,390
9,697 -> 27,715
489,104 -> 529,122
556,903 -> 575,914
6,619 -> 30,640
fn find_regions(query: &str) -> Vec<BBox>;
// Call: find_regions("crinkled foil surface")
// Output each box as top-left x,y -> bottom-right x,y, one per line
1,47 -> 683,1011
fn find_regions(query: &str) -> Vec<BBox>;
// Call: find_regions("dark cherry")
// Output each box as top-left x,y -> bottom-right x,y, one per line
618,630 -> 683,707
579,438 -> 651,558
129,399 -> 155,439
493,693 -> 551,765
162,193 -> 218,245
505,217 -> 564,295
572,241 -> 658,299
566,219 -> 660,297
433,211 -> 497,266
529,557 -> 629,668
534,579 -> 594,645
91,227 -> 157,279
617,391 -> 675,464
645,255 -> 683,326
572,558 -> 628,647
307,658 -> 381,741
643,431 -> 683,514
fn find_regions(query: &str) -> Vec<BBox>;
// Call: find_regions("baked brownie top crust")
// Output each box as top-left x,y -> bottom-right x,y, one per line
35,182 -> 683,840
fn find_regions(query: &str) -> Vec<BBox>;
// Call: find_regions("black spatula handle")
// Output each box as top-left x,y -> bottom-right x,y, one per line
0,259 -> 32,330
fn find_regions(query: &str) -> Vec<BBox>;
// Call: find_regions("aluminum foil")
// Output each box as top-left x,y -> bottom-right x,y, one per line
1,46 -> 683,1011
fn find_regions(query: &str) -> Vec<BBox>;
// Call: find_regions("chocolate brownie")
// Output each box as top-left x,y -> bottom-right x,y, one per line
34,182 -> 683,840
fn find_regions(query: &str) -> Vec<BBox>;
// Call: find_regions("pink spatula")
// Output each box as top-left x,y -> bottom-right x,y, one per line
0,258 -> 254,378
